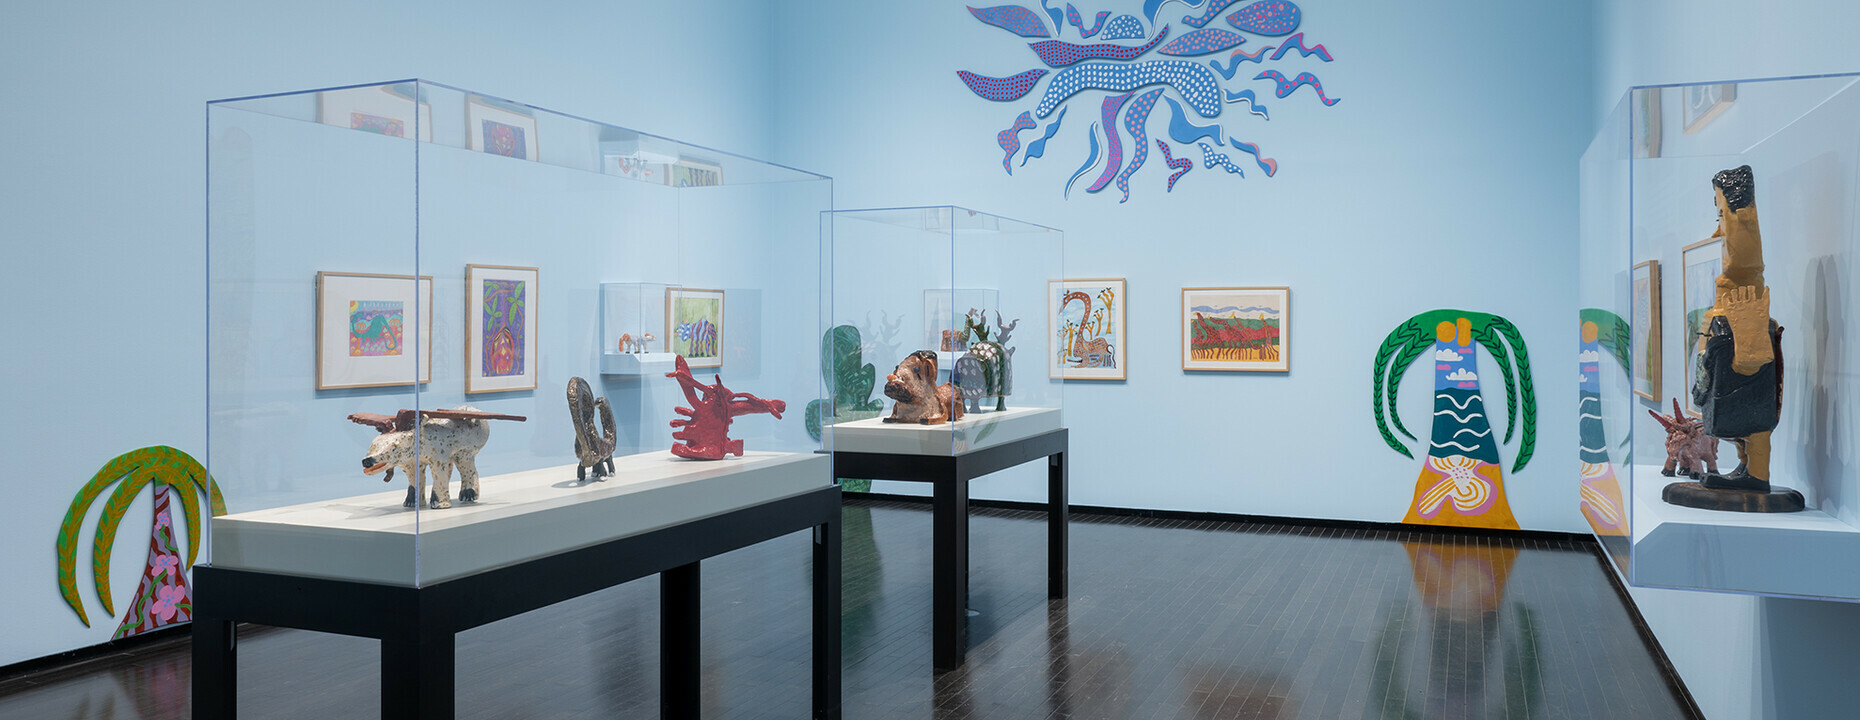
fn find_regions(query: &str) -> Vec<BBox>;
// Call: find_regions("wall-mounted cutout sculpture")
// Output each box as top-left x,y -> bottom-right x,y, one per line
959,69 -> 1049,102
1578,309 -> 1631,538
1100,14 -> 1147,39
1255,69 -> 1340,105
1067,4 -> 1111,36
969,5 -> 1053,37
1157,140 -> 1192,190
999,111 -> 1037,173
1028,30 -> 1168,66
1225,0 -> 1300,35
1372,311 -> 1536,530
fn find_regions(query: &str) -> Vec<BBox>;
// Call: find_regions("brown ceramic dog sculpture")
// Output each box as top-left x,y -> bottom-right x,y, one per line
883,350 -> 964,425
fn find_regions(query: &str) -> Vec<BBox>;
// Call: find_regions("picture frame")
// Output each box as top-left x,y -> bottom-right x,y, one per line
315,271 -> 433,390
666,287 -> 726,368
1633,87 -> 1662,160
1181,287 -> 1289,372
1680,238 -> 1723,416
466,264 -> 539,394
466,96 -> 540,161
1630,260 -> 1661,401
1682,83 -> 1737,134
668,159 -> 724,188
316,84 -> 433,141
1048,278 -> 1125,380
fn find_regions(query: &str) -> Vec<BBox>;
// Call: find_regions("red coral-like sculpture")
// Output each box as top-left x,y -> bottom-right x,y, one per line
666,356 -> 787,460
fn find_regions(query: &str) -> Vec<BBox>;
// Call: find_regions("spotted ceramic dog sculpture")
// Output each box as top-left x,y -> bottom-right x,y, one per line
348,406 -> 526,509
883,350 -> 963,425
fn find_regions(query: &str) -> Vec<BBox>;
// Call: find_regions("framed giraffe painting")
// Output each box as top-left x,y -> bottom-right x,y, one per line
1047,278 -> 1125,381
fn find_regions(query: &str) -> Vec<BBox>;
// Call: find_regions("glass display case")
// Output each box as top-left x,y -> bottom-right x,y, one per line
205,80 -> 832,587
818,206 -> 1065,457
1582,73 -> 1860,599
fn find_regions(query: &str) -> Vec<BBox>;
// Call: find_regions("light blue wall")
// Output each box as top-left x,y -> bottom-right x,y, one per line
0,0 -> 787,668
772,0 -> 1596,530
1592,2 -> 1860,718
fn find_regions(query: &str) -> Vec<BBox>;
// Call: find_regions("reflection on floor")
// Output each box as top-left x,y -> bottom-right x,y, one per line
0,497 -> 1693,719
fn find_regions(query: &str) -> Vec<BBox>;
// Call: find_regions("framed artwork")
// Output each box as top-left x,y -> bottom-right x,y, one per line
1630,261 -> 1662,401
668,159 -> 724,187
317,84 -> 433,141
1048,278 -> 1125,380
466,96 -> 539,161
1181,287 -> 1289,372
1680,239 -> 1723,415
315,272 -> 433,390
922,288 -> 1000,350
1632,88 -> 1662,159
666,287 -> 725,368
1682,83 -> 1737,134
466,265 -> 539,394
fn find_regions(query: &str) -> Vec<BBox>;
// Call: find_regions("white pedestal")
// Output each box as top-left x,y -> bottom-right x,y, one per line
1630,465 -> 1860,598
212,450 -> 828,586
828,406 -> 1060,456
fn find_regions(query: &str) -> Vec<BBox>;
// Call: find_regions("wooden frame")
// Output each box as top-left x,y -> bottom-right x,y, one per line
1180,286 -> 1290,372
665,287 -> 726,368
466,95 -> 540,161
1047,278 -> 1126,381
1682,83 -> 1737,134
1631,260 -> 1662,401
315,271 -> 434,391
1680,238 -> 1724,416
466,264 -> 540,394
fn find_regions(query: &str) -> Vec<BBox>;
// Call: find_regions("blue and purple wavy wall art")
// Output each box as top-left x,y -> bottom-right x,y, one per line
969,5 -> 1053,37
958,69 -> 1049,101
1157,28 -> 1245,56
1028,29 -> 1168,66
1226,0 -> 1300,35
961,0 -> 1339,201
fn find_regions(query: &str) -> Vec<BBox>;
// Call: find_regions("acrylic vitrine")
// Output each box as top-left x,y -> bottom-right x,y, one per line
818,207 -> 1066,458
205,80 -> 832,587
1581,73 -> 1860,600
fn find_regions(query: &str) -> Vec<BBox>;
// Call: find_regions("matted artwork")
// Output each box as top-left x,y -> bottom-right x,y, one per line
1182,287 -> 1289,372
467,96 -> 539,161
1680,238 -> 1723,415
1048,278 -> 1125,380
1682,83 -> 1737,134
466,264 -> 539,394
667,287 -> 725,368
1631,260 -> 1662,401
316,271 -> 433,390
316,84 -> 432,141
669,159 -> 724,187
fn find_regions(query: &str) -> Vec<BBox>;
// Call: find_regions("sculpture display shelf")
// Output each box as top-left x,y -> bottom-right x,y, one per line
600,281 -> 680,376
1580,75 -> 1860,599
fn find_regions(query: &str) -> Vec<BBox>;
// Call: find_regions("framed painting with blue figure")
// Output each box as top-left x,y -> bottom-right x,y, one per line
1181,287 -> 1289,372
315,271 -> 433,390
1048,278 -> 1125,380
666,287 -> 725,368
316,83 -> 432,142
466,95 -> 539,161
467,264 -> 539,394
1630,260 -> 1661,401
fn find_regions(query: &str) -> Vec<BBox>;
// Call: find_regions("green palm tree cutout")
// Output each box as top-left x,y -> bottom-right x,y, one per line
1372,309 -> 1537,473
56,446 -> 226,628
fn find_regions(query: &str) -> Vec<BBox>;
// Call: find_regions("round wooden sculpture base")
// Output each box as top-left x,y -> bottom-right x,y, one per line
1662,481 -> 1805,513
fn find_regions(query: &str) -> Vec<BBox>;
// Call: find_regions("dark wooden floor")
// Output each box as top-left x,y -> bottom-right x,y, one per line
1,497 -> 1692,719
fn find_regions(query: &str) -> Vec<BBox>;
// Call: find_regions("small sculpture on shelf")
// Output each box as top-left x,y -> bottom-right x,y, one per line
1664,165 -> 1802,513
805,324 -> 886,441
347,406 -> 527,509
1648,398 -> 1719,479
941,328 -> 968,352
666,355 -> 787,460
568,376 -> 617,481
884,350 -> 964,425
954,309 -> 1018,412
617,332 -> 655,354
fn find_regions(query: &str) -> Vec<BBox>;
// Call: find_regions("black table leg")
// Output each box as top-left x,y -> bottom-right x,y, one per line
662,561 -> 702,720
191,615 -> 237,720
1049,450 -> 1068,599
933,476 -> 970,671
381,624 -> 454,720
813,517 -> 843,719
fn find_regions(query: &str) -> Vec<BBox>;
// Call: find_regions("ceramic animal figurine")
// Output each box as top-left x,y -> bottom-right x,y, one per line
954,309 -> 1018,412
884,350 -> 964,425
665,356 -> 787,460
941,329 -> 968,352
568,376 -> 617,481
1649,398 -> 1719,479
347,407 -> 527,509
618,332 -> 654,353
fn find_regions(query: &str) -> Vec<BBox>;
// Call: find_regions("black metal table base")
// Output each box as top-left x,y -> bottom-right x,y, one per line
832,427 -> 1068,671
192,484 -> 842,720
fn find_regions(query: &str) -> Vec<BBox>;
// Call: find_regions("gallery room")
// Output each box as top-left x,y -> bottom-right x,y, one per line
3,0 -> 1858,718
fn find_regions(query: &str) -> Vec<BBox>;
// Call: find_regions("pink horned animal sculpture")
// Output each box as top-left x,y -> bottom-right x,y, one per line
665,356 -> 787,460
1649,398 -> 1720,479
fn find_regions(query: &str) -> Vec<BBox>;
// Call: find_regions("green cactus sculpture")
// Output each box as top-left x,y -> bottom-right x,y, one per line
807,325 -> 886,492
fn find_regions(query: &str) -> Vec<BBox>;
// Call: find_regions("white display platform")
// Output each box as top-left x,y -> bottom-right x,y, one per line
1630,465 -> 1860,599
829,406 -> 1059,456
600,351 -> 679,376
212,450 -> 828,586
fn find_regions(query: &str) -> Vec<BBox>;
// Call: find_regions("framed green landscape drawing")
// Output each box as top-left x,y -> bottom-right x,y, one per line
1181,287 -> 1289,372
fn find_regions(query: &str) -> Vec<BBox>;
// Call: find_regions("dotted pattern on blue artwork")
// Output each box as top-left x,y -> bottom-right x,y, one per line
1115,88 -> 1166,202
1270,32 -> 1332,61
1226,0 -> 1300,36
1036,60 -> 1224,118
1199,142 -> 1246,175
1100,14 -> 1147,39
998,111 -> 1037,174
969,4 -> 1053,37
1256,69 -> 1340,105
1158,28 -> 1246,56
1087,92 -> 1134,193
1028,28 -> 1167,67
1067,4 -> 1111,37
1157,140 -> 1192,191
1182,0 -> 1242,28
958,69 -> 1049,101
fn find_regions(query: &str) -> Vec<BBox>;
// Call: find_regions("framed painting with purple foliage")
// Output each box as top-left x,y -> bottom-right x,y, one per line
466,96 -> 539,161
467,264 -> 538,394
